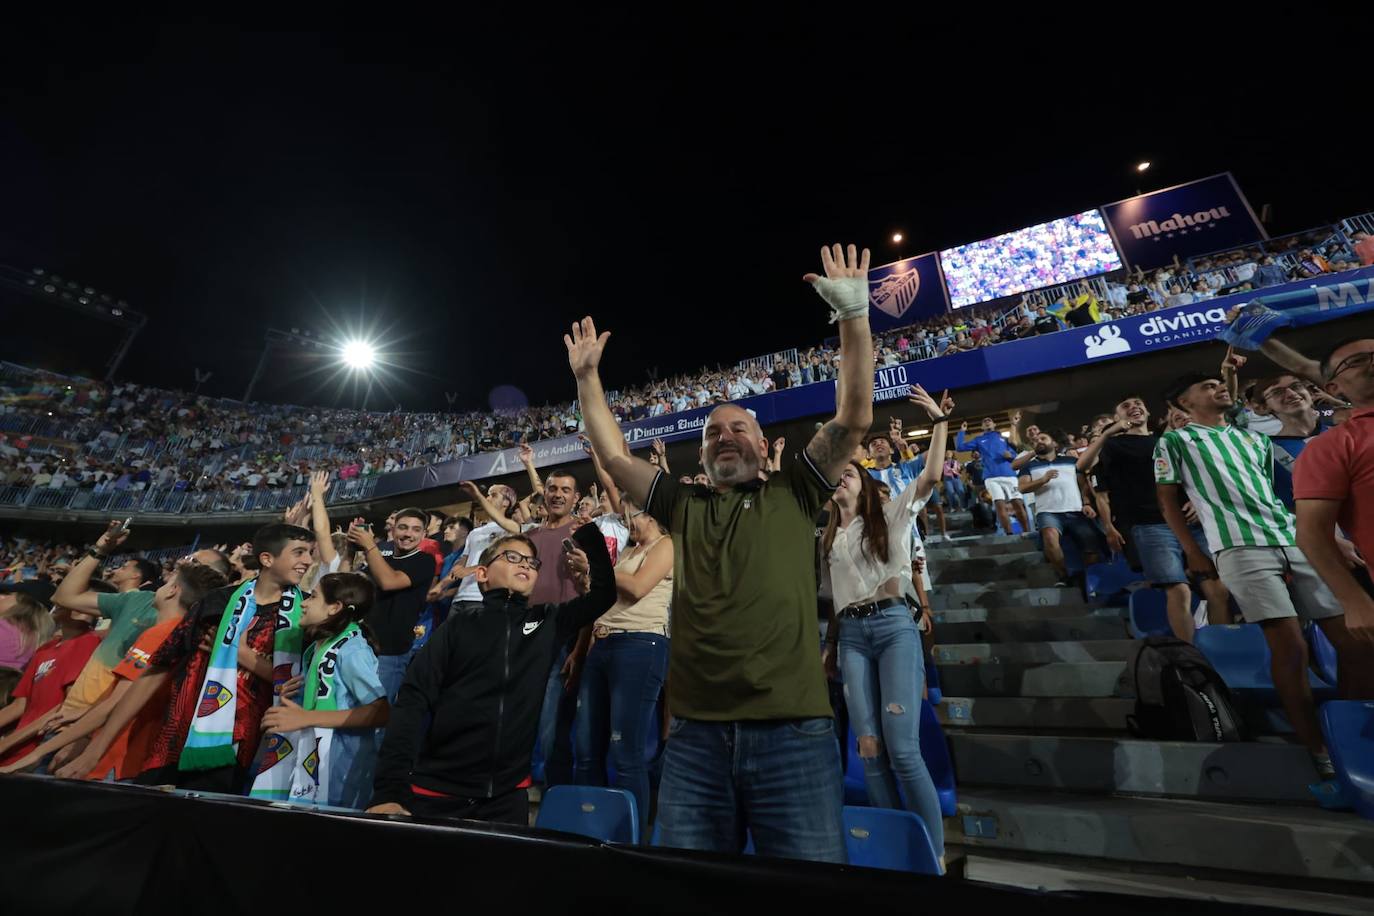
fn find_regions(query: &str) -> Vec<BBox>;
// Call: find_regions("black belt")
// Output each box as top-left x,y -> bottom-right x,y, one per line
839,597 -> 912,619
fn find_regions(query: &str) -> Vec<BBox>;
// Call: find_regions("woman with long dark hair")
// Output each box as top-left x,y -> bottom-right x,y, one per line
821,384 -> 954,865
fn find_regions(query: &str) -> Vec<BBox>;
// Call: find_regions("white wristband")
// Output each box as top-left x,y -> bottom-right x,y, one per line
810,276 -> 869,324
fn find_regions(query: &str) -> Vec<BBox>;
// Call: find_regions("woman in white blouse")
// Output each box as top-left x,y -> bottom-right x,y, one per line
821,384 -> 953,863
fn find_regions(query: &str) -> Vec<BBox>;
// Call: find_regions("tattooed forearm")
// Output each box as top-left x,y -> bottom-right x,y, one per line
806,420 -> 864,485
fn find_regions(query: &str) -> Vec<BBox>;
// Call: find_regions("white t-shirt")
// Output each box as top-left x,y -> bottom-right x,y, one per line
593,514 -> 630,564
828,481 -> 930,611
1018,455 -> 1082,515
453,520 -> 510,603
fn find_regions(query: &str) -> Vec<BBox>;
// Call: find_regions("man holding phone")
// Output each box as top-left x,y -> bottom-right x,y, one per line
523,467 -> 590,789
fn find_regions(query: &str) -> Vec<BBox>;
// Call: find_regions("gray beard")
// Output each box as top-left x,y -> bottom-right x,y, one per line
705,453 -> 760,487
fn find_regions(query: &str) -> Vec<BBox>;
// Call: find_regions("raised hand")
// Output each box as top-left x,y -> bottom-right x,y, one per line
772,437 -> 786,455
519,443 -> 535,465
94,519 -> 129,555
309,470 -> 330,499
938,389 -> 955,417
803,244 -> 872,322
565,317 -> 611,380
577,435 -> 593,457
1221,345 -> 1247,375
907,384 -> 942,419
346,519 -> 376,552
651,438 -> 666,458
459,480 -> 482,502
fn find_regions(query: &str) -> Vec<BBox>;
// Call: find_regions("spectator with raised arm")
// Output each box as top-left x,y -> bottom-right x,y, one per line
956,417 -> 1029,536
820,385 -> 953,869
1076,397 -> 1229,641
564,242 -> 874,863
346,509 -> 436,704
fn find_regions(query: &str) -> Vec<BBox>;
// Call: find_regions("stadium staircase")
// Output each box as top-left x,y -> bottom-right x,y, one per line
927,509 -> 1374,910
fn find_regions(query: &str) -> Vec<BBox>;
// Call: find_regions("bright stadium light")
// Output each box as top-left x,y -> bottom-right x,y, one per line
892,232 -> 903,243
1136,161 -> 1151,172
342,339 -> 377,370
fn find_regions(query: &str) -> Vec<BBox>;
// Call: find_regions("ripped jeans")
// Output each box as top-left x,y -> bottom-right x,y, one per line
572,632 -> 669,838
838,605 -> 945,857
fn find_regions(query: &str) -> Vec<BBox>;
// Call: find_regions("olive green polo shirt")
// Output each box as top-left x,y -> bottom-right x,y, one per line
646,451 -> 834,721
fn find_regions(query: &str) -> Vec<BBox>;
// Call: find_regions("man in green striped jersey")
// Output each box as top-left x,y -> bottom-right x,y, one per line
1155,372 -> 1360,781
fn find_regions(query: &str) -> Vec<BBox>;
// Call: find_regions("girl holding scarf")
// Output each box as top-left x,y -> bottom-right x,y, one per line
260,573 -> 389,808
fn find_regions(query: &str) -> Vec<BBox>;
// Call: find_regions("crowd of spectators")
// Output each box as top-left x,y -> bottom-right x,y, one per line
0,228 -> 1367,517
1,238 -> 1371,881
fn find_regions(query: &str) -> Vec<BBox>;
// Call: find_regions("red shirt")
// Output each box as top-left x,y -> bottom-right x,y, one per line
141,588 -> 281,774
1354,237 -> 1374,267
1292,407 -> 1374,562
419,538 -> 444,575
1,631 -> 101,764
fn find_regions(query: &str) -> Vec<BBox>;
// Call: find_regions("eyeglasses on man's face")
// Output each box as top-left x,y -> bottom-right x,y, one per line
1330,350 -> 1374,379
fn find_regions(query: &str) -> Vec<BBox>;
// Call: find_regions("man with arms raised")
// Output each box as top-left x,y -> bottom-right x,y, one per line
565,243 -> 874,863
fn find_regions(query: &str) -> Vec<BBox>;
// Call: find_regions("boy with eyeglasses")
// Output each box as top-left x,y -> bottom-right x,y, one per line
367,524 -> 614,825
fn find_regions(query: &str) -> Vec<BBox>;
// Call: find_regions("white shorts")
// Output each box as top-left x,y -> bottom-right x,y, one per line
1214,546 -> 1343,624
985,476 -> 1024,503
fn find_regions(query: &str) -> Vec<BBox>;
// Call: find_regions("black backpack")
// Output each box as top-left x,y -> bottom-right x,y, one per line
1127,636 -> 1245,742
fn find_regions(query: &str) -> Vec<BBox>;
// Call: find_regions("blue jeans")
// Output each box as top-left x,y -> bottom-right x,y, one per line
573,633 -> 669,838
943,477 -> 967,509
657,717 -> 846,863
837,606 -> 945,858
536,645 -> 576,787
376,645 -> 419,706
1131,522 -> 1211,584
1036,511 -> 1109,558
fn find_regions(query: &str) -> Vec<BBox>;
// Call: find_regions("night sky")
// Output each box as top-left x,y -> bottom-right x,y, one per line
3,19 -> 1369,412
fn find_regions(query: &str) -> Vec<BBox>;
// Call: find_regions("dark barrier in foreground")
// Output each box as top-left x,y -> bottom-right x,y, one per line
0,775 -> 1253,915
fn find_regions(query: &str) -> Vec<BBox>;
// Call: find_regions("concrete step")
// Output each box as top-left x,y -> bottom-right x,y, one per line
939,696 -> 1134,731
933,606 -> 1118,625
947,733 -> 1318,803
929,585 -> 1090,611
926,541 -> 1044,561
935,660 -> 1129,698
934,615 -> 1127,645
960,851 -> 1374,915
934,639 -> 1136,666
930,552 -> 1048,578
949,788 -> 1374,886
930,563 -> 1060,588
936,532 -> 1043,549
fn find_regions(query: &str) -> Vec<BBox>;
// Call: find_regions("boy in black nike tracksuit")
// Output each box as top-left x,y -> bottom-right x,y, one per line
366,521 -> 615,824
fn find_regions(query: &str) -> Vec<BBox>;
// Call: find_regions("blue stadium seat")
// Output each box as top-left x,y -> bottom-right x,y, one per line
843,701 -> 956,817
1306,622 -> 1339,688
1319,701 -> 1374,819
1128,588 -> 1172,639
535,786 -> 639,845
841,806 -> 941,875
1085,555 -> 1141,606
920,699 -> 958,818
1194,624 -> 1337,704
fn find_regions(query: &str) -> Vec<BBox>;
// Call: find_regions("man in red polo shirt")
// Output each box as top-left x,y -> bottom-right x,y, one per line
1294,336 -> 1374,648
